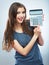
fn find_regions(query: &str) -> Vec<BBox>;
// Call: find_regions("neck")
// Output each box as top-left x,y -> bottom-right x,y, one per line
14,23 -> 23,33
15,23 -> 22,28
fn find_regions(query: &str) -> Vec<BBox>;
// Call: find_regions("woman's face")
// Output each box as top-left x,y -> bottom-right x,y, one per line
16,7 -> 26,24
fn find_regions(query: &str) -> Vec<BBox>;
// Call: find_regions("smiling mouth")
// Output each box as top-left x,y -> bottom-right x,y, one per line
18,17 -> 24,21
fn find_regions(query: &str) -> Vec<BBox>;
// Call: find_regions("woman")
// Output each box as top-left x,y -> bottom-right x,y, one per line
2,2 -> 44,65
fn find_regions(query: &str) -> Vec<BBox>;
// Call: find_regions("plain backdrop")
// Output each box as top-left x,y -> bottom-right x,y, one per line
0,0 -> 49,65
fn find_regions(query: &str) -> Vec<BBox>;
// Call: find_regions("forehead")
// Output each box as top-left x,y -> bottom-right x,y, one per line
17,7 -> 25,12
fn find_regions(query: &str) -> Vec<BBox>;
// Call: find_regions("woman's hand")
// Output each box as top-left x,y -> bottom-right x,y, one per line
34,26 -> 44,46
34,26 -> 41,37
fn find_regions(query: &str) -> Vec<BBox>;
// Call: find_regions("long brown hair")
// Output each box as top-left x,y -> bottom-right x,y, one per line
2,2 -> 34,52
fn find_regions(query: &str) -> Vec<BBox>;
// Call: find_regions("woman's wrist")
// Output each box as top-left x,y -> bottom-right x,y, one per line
31,34 -> 39,42
34,33 -> 39,38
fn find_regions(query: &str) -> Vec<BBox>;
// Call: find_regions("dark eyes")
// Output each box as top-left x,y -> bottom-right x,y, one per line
22,11 -> 25,13
17,11 -> 25,14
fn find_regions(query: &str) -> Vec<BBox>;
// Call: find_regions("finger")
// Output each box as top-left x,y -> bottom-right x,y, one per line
34,28 -> 37,32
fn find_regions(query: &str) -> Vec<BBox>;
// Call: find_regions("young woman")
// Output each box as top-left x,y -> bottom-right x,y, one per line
2,2 -> 44,65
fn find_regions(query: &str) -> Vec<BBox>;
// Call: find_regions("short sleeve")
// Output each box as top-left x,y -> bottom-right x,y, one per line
13,32 -> 18,40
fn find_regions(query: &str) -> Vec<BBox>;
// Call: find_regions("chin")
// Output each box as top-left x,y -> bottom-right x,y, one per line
18,20 -> 24,24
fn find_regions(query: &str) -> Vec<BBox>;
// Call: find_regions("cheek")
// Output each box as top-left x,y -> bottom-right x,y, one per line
23,14 -> 26,18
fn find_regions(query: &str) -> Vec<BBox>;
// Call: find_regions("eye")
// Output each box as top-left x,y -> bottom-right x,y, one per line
17,11 -> 25,14
22,11 -> 25,14
17,12 -> 20,14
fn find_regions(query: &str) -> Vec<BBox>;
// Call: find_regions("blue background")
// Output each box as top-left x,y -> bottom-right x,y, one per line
0,0 -> 49,65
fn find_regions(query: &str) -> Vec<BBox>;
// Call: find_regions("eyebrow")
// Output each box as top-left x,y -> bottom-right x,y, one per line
22,11 -> 26,13
17,11 -> 25,13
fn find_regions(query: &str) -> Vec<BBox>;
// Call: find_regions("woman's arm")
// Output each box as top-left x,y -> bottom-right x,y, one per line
37,33 -> 44,46
13,34 -> 38,56
13,27 -> 40,56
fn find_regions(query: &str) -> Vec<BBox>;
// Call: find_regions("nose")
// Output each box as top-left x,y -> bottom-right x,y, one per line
20,13 -> 24,17
19,12 -> 25,17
